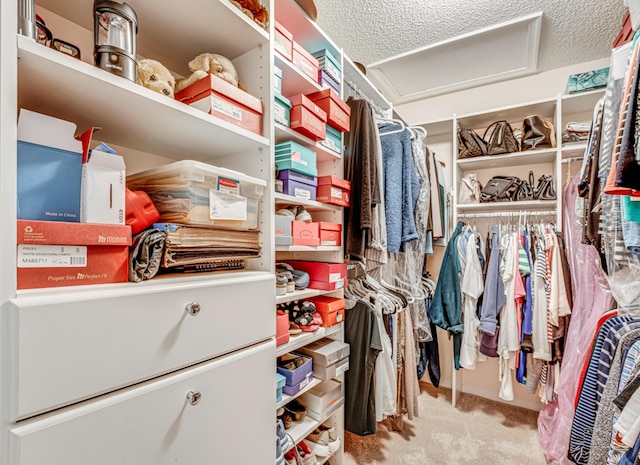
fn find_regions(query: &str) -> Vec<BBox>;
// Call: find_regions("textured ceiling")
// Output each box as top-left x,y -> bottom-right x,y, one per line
314,0 -> 626,72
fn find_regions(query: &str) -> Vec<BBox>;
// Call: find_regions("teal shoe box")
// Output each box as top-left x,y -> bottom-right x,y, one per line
274,92 -> 291,127
276,141 -> 317,177
319,124 -> 343,154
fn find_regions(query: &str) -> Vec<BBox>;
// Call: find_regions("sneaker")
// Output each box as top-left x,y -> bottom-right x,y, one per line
296,441 -> 317,465
318,424 -> 340,453
277,419 -> 292,451
277,436 -> 285,465
303,428 -> 331,457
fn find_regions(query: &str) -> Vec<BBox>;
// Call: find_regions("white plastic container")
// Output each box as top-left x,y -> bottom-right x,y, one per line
127,160 -> 266,230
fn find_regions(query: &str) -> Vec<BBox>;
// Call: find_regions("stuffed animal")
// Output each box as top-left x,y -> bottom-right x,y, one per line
175,53 -> 239,93
137,59 -> 175,98
229,0 -> 269,30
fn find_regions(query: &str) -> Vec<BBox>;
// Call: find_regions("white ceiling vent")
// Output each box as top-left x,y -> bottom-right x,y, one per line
367,12 -> 543,105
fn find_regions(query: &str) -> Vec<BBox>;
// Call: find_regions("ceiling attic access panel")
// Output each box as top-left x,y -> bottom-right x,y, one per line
367,12 -> 543,105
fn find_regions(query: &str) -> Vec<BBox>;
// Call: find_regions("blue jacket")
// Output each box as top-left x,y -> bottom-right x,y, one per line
428,221 -> 464,369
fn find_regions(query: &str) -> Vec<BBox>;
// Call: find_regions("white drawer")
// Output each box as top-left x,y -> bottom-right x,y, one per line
9,340 -> 275,465
9,272 -> 275,420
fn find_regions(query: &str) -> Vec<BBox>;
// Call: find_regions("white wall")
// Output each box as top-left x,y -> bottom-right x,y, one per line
396,57 -> 610,125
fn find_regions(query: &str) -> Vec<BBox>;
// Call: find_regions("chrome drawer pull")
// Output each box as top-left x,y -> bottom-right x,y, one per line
187,391 -> 202,406
185,302 -> 201,316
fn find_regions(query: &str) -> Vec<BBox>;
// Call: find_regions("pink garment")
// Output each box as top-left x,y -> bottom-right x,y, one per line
537,177 -> 613,463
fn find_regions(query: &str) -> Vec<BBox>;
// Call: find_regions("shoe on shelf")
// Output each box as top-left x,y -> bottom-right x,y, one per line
277,419 -> 292,452
289,321 -> 302,335
303,428 -> 331,457
283,449 -> 297,465
276,207 -> 296,220
277,436 -> 286,465
294,205 -> 312,223
284,399 -> 307,422
318,424 -> 340,453
296,441 -> 317,465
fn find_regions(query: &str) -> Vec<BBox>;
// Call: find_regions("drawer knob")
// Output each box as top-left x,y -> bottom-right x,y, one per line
185,302 -> 201,316
187,390 -> 202,406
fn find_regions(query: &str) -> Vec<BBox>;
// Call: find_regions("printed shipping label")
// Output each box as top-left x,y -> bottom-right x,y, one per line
331,187 -> 342,199
274,104 -> 287,125
329,272 -> 341,283
335,278 -> 345,289
299,376 -> 311,390
321,240 -> 337,246
17,245 -> 87,268
294,188 -> 311,200
211,97 -> 243,121
335,362 -> 348,376
209,190 -> 247,221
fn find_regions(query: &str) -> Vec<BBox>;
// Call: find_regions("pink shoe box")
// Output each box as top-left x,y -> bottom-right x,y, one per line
292,221 -> 320,246
318,221 -> 342,247
276,311 -> 290,346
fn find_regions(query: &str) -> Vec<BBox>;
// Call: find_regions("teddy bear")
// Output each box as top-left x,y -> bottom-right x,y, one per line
229,0 -> 269,30
175,53 -> 240,93
136,58 -> 175,98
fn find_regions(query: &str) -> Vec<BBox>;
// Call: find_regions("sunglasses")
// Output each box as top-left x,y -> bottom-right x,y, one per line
35,15 -> 81,60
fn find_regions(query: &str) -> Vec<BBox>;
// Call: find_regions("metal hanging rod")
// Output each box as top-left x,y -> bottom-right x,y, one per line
562,156 -> 584,163
457,210 -> 556,219
342,76 -> 388,118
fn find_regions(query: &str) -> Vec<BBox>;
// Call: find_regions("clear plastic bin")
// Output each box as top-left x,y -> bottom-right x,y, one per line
127,160 -> 266,230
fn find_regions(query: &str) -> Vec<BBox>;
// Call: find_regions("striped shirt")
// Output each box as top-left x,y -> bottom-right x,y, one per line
569,315 -> 632,464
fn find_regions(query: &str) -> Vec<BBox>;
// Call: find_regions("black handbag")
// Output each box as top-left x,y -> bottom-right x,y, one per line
480,176 -> 521,202
484,120 -> 520,155
522,115 -> 556,151
534,173 -> 557,200
514,171 -> 534,201
457,127 -> 487,159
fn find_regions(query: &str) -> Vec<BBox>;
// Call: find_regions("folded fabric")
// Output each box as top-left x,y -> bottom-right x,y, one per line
129,228 -> 167,282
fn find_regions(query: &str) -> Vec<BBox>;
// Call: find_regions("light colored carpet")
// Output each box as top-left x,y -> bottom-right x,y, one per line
343,382 -> 547,465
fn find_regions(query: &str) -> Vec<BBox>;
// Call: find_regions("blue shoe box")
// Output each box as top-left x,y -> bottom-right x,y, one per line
276,372 -> 287,403
277,352 -> 313,387
275,141 -> 317,177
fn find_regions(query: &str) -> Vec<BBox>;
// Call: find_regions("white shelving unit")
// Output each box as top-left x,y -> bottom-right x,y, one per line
1,0 -> 277,463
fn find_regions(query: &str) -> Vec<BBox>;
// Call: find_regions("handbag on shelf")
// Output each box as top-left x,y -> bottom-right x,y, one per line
457,127 -> 487,159
458,173 -> 482,204
480,176 -> 521,202
484,120 -> 520,155
534,173 -> 557,200
522,115 -> 556,151
514,171 -> 534,201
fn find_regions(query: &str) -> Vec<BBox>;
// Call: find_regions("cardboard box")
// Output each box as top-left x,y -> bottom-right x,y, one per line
318,221 -> 342,247
275,141 -> 318,177
299,379 -> 342,420
275,214 -> 293,246
284,261 -> 347,290
274,21 -> 293,61
274,92 -> 291,127
307,296 -> 345,327
277,170 -> 317,201
292,41 -> 320,81
16,220 -> 132,289
290,94 -> 327,141
306,89 -> 351,132
17,109 -> 87,223
297,338 -> 350,367
81,147 -> 126,225
292,221 -> 320,246
276,311 -> 290,346
277,352 -> 313,386
317,176 -> 351,207
175,74 -> 263,135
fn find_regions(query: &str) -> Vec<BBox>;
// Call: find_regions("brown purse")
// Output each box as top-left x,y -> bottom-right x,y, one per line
484,120 -> 520,155
457,127 -> 487,159
522,115 -> 556,151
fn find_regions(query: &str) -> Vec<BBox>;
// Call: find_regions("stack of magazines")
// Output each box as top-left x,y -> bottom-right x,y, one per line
155,223 -> 261,273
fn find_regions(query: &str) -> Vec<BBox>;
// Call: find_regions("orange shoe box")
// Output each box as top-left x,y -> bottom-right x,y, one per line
16,220 -> 131,289
290,94 -> 327,141
318,221 -> 342,246
317,175 -> 351,207
307,296 -> 345,327
292,41 -> 319,82
292,221 -> 320,246
175,74 -> 264,135
284,260 -> 347,290
306,88 -> 351,132
275,21 -> 293,61
276,311 -> 290,346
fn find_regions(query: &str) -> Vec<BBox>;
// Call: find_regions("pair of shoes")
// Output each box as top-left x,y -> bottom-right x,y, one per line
277,418 -> 292,451
303,424 -> 341,457
284,399 -> 307,422
276,205 -> 312,223
277,263 -> 310,290
277,436 -> 286,465
277,407 -> 293,430
284,441 -> 317,465
289,322 -> 302,335
278,354 -> 310,372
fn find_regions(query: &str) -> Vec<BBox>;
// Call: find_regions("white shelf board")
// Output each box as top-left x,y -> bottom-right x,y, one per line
457,200 -> 557,213
276,324 -> 343,357
277,377 -> 322,410
276,245 -> 342,252
276,288 -> 338,305
562,142 -> 588,159
276,53 -> 323,97
457,96 -> 557,129
275,193 -> 341,212
456,148 -> 557,170
281,398 -> 345,455
17,37 -> 269,162
275,124 -> 341,162
562,88 -> 606,115
275,0 -> 341,59
342,54 -> 392,113
37,0 -> 268,74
